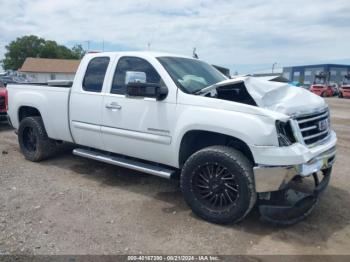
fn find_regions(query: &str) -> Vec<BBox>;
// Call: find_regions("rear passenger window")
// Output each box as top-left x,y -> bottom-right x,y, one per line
83,57 -> 110,92
111,57 -> 162,94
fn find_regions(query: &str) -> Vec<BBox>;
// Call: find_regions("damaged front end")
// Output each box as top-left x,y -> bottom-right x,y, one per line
254,145 -> 336,226
198,76 -> 337,225
258,168 -> 332,226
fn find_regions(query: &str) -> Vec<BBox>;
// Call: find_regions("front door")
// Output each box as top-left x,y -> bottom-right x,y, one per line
101,56 -> 176,165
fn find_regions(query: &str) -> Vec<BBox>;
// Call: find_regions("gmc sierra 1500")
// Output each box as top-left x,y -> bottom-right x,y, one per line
7,52 -> 336,225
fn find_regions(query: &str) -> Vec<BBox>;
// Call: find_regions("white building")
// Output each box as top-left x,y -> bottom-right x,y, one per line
19,58 -> 80,83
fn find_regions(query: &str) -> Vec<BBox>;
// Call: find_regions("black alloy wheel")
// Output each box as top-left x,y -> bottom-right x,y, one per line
18,117 -> 57,162
192,163 -> 240,210
22,126 -> 38,152
181,146 -> 256,224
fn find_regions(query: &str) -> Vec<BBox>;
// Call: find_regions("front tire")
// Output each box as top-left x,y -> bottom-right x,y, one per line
18,117 -> 57,162
180,146 -> 256,224
321,92 -> 327,97
338,92 -> 343,98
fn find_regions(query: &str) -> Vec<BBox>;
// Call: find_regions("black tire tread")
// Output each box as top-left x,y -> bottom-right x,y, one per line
18,116 -> 57,162
180,145 -> 256,224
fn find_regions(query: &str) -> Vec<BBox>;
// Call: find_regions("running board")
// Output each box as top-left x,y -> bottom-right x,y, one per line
73,148 -> 175,179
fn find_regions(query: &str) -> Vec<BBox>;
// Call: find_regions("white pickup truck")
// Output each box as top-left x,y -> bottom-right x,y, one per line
7,52 -> 337,225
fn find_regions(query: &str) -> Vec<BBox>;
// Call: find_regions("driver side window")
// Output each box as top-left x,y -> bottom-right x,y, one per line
111,57 -> 162,95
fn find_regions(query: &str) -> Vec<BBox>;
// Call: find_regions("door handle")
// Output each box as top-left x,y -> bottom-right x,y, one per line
105,102 -> 122,110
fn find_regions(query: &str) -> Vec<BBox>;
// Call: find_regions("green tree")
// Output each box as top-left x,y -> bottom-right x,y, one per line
1,35 -> 86,70
2,35 -> 45,70
71,44 -> 85,59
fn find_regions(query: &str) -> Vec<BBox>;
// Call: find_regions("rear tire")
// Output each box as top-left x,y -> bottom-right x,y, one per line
321,92 -> 327,97
18,117 -> 57,162
180,146 -> 256,224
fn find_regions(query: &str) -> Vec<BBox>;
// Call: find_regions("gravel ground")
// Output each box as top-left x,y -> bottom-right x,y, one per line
0,97 -> 350,255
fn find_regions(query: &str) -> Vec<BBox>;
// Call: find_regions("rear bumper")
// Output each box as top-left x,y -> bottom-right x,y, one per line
252,131 -> 337,193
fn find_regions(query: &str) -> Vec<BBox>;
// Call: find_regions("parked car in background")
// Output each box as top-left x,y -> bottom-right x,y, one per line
0,76 -> 26,86
288,81 -> 302,87
0,87 -> 8,122
310,72 -> 334,97
288,81 -> 311,90
0,76 -> 16,85
339,74 -> 350,98
7,51 -> 337,225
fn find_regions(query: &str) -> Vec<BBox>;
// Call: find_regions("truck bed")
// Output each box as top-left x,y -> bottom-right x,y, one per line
7,84 -> 73,142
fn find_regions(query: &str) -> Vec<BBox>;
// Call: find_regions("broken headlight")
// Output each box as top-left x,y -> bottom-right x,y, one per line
276,120 -> 296,146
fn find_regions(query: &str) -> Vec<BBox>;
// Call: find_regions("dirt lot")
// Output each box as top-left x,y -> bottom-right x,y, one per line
0,97 -> 350,255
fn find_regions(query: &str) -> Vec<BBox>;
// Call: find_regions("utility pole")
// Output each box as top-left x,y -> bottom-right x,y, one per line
147,42 -> 151,51
102,40 -> 105,52
193,47 -> 198,59
272,62 -> 277,73
84,41 -> 90,52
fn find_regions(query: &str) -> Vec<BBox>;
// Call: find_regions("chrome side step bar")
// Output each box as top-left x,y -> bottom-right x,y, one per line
73,148 -> 175,179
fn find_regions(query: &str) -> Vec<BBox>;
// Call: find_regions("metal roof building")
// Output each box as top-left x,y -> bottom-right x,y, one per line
282,64 -> 350,86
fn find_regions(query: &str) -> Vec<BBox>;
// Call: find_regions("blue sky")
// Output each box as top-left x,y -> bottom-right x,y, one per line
1,0 -> 350,74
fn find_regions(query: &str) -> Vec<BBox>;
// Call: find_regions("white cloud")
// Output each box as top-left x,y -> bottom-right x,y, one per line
0,0 -> 350,73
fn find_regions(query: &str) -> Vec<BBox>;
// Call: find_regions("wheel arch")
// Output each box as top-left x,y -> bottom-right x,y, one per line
17,106 -> 50,138
18,106 -> 42,122
178,129 -> 254,168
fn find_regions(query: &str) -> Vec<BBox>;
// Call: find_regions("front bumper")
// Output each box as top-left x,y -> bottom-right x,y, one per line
341,90 -> 350,98
252,133 -> 336,225
259,168 -> 332,226
252,131 -> 336,193
311,90 -> 323,96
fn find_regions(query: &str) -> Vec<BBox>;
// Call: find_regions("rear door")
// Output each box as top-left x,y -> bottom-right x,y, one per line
69,55 -> 112,149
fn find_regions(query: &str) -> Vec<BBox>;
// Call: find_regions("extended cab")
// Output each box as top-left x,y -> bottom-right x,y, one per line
7,52 -> 337,225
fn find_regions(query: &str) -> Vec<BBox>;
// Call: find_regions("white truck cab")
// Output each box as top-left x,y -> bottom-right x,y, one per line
7,52 -> 337,225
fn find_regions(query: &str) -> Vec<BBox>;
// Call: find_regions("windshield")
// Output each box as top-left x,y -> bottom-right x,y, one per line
157,56 -> 227,94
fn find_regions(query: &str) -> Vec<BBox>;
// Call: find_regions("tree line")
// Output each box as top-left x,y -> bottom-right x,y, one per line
1,35 -> 86,70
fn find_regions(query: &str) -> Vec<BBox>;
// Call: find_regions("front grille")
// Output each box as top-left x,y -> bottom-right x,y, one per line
0,96 -> 5,110
295,108 -> 330,146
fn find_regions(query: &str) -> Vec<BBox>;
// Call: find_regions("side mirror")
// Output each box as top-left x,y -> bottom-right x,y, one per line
126,82 -> 168,100
125,71 -> 147,85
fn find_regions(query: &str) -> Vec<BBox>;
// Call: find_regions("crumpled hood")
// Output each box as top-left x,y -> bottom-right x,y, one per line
206,76 -> 326,116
